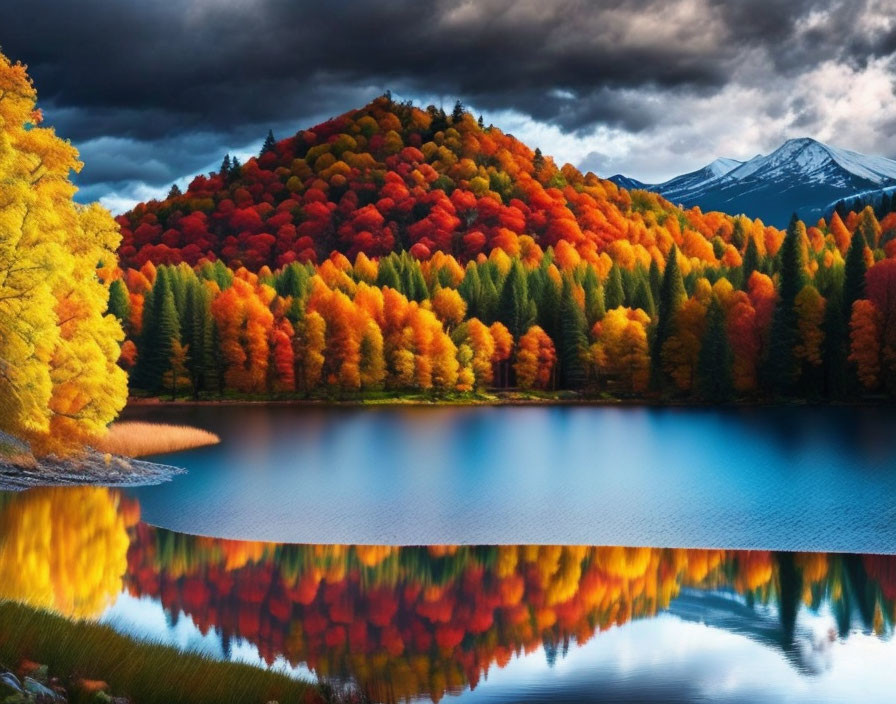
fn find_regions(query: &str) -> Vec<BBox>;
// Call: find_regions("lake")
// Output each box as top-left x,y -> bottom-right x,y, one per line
122,403 -> 896,551
3,403 -> 896,703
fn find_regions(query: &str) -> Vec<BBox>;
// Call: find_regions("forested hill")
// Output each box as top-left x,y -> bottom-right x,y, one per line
116,96 -> 779,272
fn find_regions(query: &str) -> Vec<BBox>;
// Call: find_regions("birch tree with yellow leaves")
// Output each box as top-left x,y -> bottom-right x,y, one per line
0,52 -> 127,454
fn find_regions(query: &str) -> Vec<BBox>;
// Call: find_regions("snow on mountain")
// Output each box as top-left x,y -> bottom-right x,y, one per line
606,138 -> 896,227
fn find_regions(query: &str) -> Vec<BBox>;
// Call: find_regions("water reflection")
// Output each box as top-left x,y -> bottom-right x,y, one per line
2,487 -> 896,703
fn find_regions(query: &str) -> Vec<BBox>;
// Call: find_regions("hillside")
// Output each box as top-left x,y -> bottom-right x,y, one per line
610,138 -> 896,227
116,96 -> 776,273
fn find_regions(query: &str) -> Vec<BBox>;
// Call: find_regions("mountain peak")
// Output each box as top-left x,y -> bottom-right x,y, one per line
615,137 -> 896,227
707,157 -> 743,177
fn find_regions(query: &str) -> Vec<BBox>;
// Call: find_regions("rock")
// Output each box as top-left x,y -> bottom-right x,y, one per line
0,671 -> 23,696
23,676 -> 63,702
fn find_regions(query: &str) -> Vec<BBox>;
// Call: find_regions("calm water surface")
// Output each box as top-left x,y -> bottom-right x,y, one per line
122,404 -> 896,551
2,404 -> 896,702
0,487 -> 896,703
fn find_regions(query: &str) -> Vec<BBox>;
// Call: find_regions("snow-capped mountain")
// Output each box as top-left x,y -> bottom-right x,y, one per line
606,138 -> 896,227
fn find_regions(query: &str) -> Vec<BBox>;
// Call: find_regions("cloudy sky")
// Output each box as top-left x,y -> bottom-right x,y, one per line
2,0 -> 896,213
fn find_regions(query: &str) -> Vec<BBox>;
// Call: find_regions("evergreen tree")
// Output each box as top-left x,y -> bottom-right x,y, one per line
107,279 -> 130,330
141,282 -> 181,393
842,228 -> 868,322
632,277 -> 656,318
559,277 -> 588,390
458,264 -> 483,318
533,147 -> 545,174
478,268 -> 500,324
228,157 -> 242,184
376,256 -> 401,291
276,262 -> 309,299
731,217 -> 747,251
451,100 -> 465,124
697,298 -> 733,402
220,153 -> 232,175
764,214 -> 806,393
202,318 -> 223,397
650,245 -> 686,390
741,236 -> 760,290
604,265 -> 624,310
477,114 -> 485,129
821,293 -> 847,398
167,184 -> 182,199
497,259 -> 535,339
648,258 -> 661,308
582,266 -> 605,326
260,130 -> 276,156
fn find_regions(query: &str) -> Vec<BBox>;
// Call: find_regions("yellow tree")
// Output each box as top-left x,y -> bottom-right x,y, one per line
0,53 -> 127,454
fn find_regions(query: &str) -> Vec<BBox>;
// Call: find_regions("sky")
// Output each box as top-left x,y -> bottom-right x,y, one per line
2,0 -> 896,213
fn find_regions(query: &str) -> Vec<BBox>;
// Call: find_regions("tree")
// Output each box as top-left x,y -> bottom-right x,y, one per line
107,279 -> 131,330
591,307 -> 650,393
849,299 -> 881,390
451,100 -> 465,124
514,326 -> 556,389
260,130 -> 276,156
163,339 -> 190,400
497,260 -> 535,340
604,265 -> 624,310
696,299 -> 732,402
650,246 -> 686,391
741,236 -> 760,288
842,228 -> 868,323
558,277 -> 588,389
0,52 -> 127,453
764,215 -> 806,393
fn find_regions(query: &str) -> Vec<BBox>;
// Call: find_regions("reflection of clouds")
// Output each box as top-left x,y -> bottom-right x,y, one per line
101,593 -> 315,682
453,615 -> 896,703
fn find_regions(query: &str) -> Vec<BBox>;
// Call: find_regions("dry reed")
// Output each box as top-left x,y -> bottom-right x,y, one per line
93,421 -> 219,458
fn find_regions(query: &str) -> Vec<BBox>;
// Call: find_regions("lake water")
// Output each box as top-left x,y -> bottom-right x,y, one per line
3,404 -> 896,703
122,404 -> 896,551
1,487 -> 896,703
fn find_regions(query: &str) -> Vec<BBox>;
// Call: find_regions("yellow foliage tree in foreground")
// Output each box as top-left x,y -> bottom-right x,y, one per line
0,52 -> 127,454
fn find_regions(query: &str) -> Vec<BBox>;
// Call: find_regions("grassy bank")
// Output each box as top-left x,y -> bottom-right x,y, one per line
93,422 -> 220,458
0,601 -> 321,704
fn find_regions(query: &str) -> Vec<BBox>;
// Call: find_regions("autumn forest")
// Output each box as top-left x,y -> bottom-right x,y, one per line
3,50 -> 896,457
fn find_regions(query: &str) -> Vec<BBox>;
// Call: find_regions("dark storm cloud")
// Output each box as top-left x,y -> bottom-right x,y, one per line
1,0 -> 894,206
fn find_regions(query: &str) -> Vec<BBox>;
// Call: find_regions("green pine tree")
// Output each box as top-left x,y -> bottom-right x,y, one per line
764,215 -> 806,393
260,130 -> 276,156
650,245 -> 686,390
498,260 -> 536,339
559,276 -> 588,390
582,266 -> 605,325
604,265 -> 624,310
842,228 -> 868,323
107,279 -> 130,331
697,298 -> 733,402
632,277 -> 656,318
741,236 -> 760,290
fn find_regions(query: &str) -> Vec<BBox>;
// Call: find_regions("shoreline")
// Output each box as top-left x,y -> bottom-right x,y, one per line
125,392 -> 891,409
0,444 -> 184,492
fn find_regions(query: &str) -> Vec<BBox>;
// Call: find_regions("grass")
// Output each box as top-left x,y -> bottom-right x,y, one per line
92,422 -> 220,458
0,601 -> 322,704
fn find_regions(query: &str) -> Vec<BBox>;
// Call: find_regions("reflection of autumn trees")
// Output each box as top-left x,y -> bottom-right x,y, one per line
0,488 -> 138,618
123,532 -> 896,704
3,488 -> 896,703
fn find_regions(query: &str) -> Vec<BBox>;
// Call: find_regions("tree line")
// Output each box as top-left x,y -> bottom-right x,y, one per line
111,203 -> 896,401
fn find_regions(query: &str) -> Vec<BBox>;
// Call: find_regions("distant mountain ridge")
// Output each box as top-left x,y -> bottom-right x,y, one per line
608,138 -> 896,227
